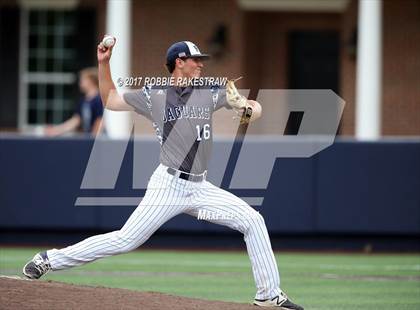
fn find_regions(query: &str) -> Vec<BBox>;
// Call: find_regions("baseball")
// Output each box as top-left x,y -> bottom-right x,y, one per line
102,35 -> 115,48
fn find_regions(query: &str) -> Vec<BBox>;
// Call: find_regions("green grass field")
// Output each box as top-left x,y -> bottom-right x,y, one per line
1,248 -> 419,309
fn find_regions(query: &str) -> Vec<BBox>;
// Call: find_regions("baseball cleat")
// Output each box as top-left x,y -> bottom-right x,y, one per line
22,252 -> 51,279
254,291 -> 304,309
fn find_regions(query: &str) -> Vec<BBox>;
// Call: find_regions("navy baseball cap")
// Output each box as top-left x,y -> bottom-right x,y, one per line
166,41 -> 210,65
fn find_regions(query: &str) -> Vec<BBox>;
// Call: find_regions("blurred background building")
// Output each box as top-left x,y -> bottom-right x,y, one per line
0,0 -> 419,137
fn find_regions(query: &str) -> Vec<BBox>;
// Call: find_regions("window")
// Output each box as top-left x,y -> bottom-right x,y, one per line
288,31 -> 339,93
21,9 -> 77,127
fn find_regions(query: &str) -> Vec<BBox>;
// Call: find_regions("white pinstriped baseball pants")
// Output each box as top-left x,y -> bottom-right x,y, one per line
47,164 -> 281,299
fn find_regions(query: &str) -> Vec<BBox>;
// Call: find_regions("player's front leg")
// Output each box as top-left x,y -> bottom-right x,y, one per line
23,167 -> 185,278
23,202 -> 176,278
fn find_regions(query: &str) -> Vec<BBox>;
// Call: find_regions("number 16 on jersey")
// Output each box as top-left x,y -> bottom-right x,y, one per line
196,124 -> 210,141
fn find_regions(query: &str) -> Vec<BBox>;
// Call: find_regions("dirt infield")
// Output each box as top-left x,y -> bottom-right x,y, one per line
0,277 -> 256,310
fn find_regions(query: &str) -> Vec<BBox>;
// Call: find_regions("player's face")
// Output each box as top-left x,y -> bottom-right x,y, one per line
180,58 -> 203,78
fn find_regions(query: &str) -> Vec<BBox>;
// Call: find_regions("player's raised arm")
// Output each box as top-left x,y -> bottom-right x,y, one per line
97,36 -> 133,111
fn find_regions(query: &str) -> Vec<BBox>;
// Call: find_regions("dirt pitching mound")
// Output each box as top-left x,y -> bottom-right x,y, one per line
0,276 -> 256,310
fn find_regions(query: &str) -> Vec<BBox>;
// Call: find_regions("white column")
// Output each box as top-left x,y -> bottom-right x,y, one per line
355,0 -> 382,139
104,0 -> 132,138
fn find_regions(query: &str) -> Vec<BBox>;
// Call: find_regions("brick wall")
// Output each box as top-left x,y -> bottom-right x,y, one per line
243,11 -> 341,135
381,0 -> 420,135
243,0 -> 420,136
340,0 -> 420,135
2,0 -> 419,136
340,0 -> 357,135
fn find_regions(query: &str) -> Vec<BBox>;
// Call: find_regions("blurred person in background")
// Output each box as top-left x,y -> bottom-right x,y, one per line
45,67 -> 104,136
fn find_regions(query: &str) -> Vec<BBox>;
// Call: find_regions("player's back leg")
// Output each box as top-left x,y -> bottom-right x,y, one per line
184,181 -> 281,301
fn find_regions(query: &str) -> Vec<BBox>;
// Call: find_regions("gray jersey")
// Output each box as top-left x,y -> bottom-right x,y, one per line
124,85 -> 230,174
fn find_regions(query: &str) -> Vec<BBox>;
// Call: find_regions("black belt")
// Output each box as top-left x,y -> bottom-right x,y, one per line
167,167 -> 206,182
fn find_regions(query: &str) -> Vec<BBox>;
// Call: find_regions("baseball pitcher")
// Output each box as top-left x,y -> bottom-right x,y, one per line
23,38 -> 304,310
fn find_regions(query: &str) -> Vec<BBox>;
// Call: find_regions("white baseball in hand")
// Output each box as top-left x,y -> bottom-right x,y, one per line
102,35 -> 115,48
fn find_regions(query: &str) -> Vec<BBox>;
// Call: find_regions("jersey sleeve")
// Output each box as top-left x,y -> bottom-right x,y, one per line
213,86 -> 232,111
122,86 -> 153,120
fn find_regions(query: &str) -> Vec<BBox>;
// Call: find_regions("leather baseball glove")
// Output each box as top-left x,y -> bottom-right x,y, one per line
226,77 -> 247,110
